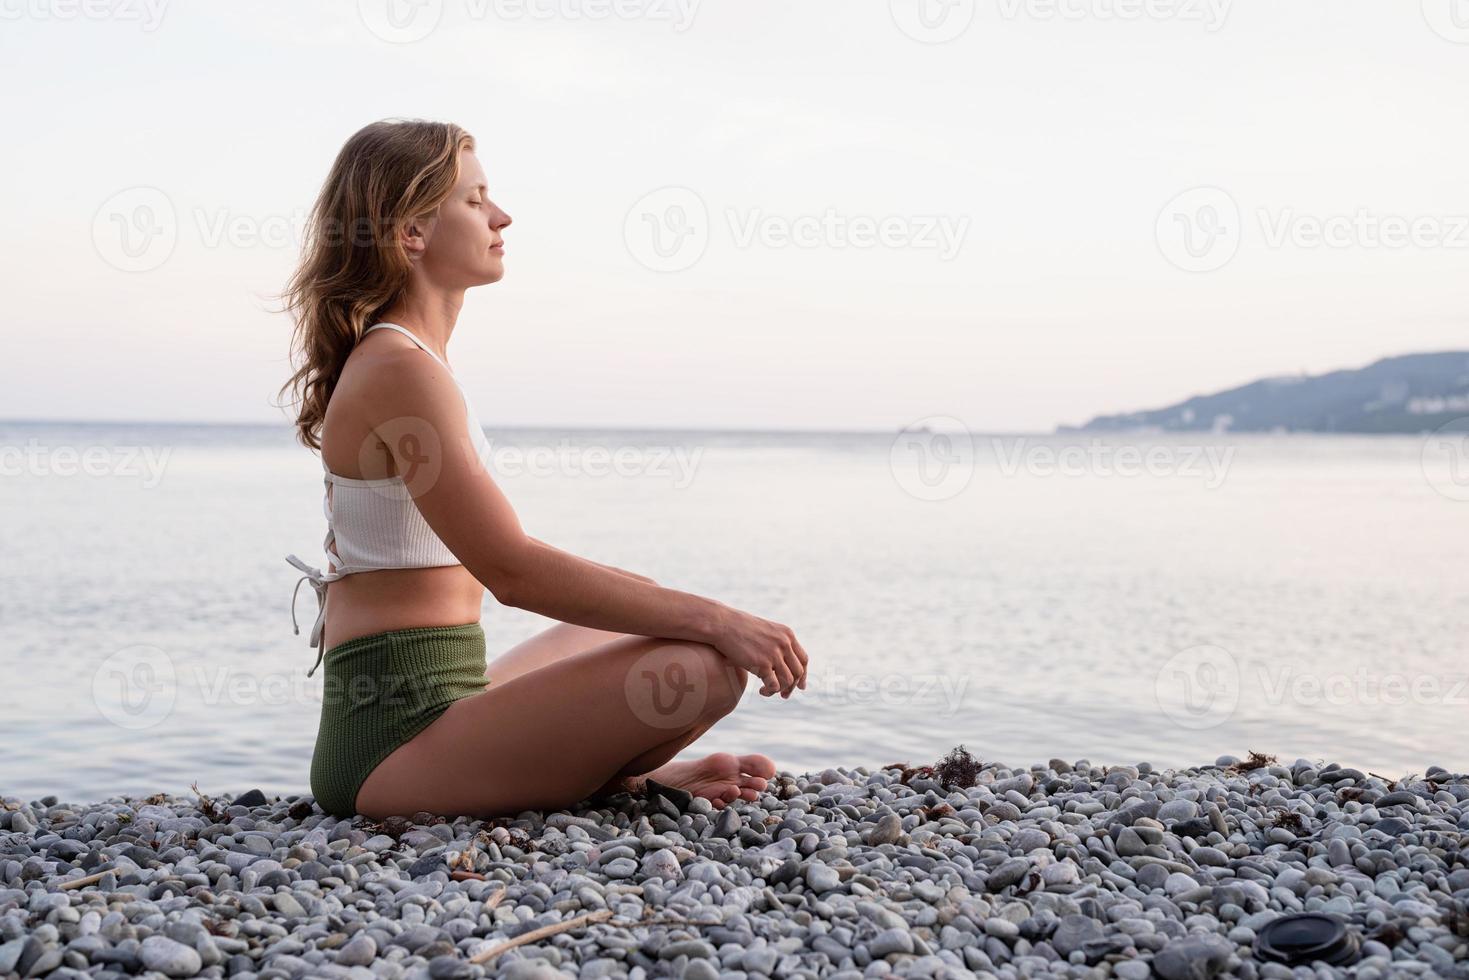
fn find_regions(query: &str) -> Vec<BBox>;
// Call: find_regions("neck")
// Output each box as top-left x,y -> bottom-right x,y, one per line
377,285 -> 464,362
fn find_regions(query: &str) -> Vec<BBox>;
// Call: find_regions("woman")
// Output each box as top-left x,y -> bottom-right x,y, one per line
281,119 -> 808,820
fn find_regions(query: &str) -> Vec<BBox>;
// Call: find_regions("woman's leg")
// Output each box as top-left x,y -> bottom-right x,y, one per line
484,621 -> 629,687
354,633 -> 771,818
488,622 -> 764,802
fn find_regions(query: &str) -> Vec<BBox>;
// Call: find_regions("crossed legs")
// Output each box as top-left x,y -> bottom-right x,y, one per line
353,624 -> 776,819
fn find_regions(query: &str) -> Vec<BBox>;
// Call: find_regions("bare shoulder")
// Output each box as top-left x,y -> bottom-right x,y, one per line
334,332 -> 463,424
321,332 -> 471,479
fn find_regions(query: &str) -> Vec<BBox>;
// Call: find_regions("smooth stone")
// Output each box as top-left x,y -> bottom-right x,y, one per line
139,936 -> 203,978
1152,935 -> 1232,980
869,928 -> 915,957
1051,915 -> 1104,958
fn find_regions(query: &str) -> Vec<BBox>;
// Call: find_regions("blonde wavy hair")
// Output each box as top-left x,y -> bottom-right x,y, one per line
279,119 -> 474,450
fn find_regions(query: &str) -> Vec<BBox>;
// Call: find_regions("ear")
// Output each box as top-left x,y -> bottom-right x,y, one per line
400,213 -> 434,258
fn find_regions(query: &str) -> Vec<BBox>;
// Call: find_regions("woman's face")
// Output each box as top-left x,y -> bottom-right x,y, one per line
407,148 -> 511,289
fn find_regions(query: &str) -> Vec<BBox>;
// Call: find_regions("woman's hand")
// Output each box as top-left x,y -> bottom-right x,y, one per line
710,608 -> 809,699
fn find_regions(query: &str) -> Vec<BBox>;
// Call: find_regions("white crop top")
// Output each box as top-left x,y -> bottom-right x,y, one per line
285,322 -> 492,670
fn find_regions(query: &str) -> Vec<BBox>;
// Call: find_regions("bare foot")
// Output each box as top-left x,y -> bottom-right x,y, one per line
638,752 -> 777,809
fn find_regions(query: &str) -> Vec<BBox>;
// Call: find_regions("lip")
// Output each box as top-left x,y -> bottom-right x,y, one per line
490,244 -> 505,252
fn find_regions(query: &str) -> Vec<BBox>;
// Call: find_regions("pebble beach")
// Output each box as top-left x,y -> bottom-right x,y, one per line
2,752 -> 1467,980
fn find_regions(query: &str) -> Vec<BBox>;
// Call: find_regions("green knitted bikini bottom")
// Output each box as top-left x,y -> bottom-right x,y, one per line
310,623 -> 488,818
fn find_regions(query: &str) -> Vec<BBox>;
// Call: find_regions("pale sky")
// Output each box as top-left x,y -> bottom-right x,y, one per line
3,0 -> 1467,432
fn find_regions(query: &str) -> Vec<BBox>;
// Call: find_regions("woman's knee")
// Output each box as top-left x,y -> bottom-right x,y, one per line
689,643 -> 747,719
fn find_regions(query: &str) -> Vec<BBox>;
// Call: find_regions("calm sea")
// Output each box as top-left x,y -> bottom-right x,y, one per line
2,422 -> 1465,803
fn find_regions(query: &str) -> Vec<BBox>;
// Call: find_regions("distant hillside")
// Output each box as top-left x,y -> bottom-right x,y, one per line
1068,352 -> 1469,434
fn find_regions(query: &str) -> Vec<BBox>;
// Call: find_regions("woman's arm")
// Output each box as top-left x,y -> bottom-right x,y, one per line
364,355 -> 806,694
524,535 -> 657,586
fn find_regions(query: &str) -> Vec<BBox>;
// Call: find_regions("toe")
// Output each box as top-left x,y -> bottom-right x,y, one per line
739,753 -> 777,778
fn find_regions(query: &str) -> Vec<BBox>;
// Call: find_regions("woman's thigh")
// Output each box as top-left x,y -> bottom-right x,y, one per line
355,633 -> 748,818
484,621 -> 630,686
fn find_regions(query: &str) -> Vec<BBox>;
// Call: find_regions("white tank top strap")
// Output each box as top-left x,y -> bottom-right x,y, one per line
363,322 -> 453,374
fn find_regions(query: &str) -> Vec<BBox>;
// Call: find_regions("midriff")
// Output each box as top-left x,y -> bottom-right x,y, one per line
322,564 -> 486,651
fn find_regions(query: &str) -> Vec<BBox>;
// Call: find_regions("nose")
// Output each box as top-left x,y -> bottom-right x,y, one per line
491,204 -> 512,230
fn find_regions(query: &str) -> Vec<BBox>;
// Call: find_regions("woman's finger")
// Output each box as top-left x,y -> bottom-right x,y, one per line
770,657 -> 794,698
781,644 -> 804,695
790,636 -> 809,689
